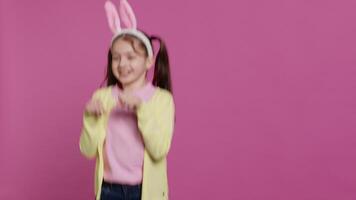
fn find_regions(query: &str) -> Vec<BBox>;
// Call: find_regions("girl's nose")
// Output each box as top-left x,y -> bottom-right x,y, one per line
119,58 -> 129,68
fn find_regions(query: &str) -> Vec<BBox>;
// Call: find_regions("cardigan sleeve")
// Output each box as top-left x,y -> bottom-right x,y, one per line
136,90 -> 175,162
79,89 -> 105,159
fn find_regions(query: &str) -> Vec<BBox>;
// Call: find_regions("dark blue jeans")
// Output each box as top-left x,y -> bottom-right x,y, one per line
100,180 -> 142,200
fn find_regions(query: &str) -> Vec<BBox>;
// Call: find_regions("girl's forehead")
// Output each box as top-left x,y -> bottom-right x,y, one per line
112,49 -> 134,55
112,40 -> 135,54
112,39 -> 146,56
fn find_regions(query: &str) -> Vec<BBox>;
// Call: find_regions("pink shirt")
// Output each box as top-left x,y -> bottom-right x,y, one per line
103,82 -> 156,185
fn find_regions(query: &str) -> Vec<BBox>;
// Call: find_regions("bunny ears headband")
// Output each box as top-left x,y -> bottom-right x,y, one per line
104,0 -> 153,58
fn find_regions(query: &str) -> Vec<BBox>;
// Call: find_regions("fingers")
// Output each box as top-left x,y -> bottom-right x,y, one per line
118,94 -> 135,110
93,100 -> 105,116
118,96 -> 129,110
97,100 -> 106,115
85,99 -> 105,116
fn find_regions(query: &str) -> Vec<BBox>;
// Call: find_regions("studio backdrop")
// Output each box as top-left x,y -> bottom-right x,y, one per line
1,0 -> 356,199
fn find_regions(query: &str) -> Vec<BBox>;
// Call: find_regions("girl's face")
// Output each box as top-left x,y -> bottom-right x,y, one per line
111,38 -> 153,87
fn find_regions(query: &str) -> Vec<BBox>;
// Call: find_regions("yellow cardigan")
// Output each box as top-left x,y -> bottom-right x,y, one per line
79,85 -> 175,200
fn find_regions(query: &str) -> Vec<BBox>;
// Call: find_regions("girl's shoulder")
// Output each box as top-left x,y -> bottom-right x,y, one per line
91,86 -> 113,100
137,87 -> 175,115
145,86 -> 174,108
153,87 -> 173,100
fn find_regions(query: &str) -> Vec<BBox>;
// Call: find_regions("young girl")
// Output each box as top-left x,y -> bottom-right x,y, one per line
79,1 -> 175,200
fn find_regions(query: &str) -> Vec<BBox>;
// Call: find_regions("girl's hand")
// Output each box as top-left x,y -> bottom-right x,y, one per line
118,91 -> 142,111
85,99 -> 105,116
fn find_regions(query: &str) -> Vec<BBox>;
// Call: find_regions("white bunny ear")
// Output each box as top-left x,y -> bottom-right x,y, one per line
104,1 -> 121,34
119,0 -> 137,29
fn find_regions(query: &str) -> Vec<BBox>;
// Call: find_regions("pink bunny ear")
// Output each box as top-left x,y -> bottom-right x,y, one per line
119,0 -> 137,29
104,1 -> 121,34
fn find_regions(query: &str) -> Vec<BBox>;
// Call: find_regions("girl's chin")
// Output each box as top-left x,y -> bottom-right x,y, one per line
115,74 -> 130,82
118,76 -> 134,84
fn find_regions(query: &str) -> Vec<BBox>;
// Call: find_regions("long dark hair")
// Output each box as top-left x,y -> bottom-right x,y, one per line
100,31 -> 173,94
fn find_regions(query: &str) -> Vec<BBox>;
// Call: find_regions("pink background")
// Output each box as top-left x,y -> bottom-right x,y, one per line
1,0 -> 356,199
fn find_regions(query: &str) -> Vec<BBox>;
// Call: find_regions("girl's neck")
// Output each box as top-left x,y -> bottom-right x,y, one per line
121,78 -> 148,93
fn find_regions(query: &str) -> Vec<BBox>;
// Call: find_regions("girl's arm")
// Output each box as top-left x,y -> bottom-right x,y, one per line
136,90 -> 175,162
79,89 -> 106,159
